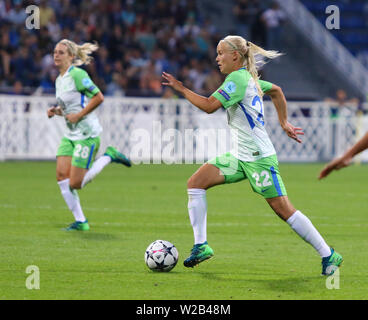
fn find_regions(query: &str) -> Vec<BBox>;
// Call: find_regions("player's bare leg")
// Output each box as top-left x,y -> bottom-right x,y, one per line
266,195 -> 295,221
69,166 -> 88,190
56,156 -> 72,181
187,163 -> 225,190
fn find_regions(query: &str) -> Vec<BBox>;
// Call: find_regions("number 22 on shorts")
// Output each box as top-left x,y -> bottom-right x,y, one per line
252,170 -> 272,188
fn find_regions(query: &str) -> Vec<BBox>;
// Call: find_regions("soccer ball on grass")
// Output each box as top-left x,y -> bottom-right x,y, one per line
145,240 -> 179,272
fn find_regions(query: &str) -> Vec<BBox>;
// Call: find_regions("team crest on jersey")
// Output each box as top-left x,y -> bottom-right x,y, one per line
82,77 -> 96,92
224,81 -> 236,94
82,77 -> 92,87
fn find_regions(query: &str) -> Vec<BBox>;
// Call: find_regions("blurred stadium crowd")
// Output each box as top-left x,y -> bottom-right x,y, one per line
0,0 -> 280,97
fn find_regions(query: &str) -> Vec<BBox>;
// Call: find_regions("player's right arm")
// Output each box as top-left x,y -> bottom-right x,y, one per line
319,131 -> 368,179
162,72 -> 222,114
47,106 -> 63,118
261,80 -> 304,143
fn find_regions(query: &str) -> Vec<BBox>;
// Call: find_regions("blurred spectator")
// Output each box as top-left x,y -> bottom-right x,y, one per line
188,58 -> 208,94
0,0 -> 226,97
121,2 -> 136,27
250,4 -> 267,48
0,0 -> 10,21
203,69 -> 223,93
39,68 -> 58,93
39,0 -> 56,28
7,0 -> 27,25
0,30 -> 12,82
47,14 -> 62,43
325,89 -> 359,118
139,61 -> 163,97
136,21 -> 156,52
11,80 -> 23,95
261,2 -> 286,50
105,73 -> 127,97
233,0 -> 252,38
364,2 -> 368,27
162,87 -> 179,99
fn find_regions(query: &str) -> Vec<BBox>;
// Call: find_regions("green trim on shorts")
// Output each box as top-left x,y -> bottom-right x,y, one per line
208,152 -> 287,198
57,136 -> 100,169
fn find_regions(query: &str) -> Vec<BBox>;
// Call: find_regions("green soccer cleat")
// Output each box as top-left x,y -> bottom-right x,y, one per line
65,220 -> 90,231
104,146 -> 131,167
321,248 -> 343,276
183,241 -> 214,268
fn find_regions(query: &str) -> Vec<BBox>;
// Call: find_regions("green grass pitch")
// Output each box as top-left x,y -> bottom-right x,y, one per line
0,161 -> 367,300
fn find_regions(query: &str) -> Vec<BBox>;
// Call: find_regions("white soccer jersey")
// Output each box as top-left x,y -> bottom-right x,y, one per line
212,68 -> 276,161
55,66 -> 102,141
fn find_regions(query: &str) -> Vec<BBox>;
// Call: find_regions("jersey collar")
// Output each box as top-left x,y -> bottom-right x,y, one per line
59,65 -> 74,79
67,65 -> 74,73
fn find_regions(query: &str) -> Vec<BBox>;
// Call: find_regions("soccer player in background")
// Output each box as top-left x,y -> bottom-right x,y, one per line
319,132 -> 368,179
48,39 -> 131,231
162,35 -> 343,275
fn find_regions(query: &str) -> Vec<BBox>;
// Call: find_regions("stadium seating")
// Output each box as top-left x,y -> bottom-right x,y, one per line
301,0 -> 368,61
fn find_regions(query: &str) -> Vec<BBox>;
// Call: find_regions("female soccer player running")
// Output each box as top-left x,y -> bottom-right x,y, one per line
162,35 -> 342,275
48,39 -> 131,231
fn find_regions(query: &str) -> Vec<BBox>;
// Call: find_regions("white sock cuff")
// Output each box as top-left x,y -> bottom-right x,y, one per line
58,178 -> 70,188
286,210 -> 301,225
187,188 -> 206,197
99,155 -> 112,164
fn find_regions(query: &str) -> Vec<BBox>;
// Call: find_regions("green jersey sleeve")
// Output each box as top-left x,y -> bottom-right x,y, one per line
211,70 -> 248,109
70,67 -> 100,98
258,80 -> 273,93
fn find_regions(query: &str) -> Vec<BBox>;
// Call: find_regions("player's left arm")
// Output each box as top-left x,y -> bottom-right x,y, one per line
66,91 -> 104,123
66,69 -> 104,123
262,82 -> 304,143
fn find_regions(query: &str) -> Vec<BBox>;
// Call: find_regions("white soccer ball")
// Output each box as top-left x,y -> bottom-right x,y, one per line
145,240 -> 179,272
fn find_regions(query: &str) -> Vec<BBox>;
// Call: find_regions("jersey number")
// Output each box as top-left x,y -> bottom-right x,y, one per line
252,171 -> 272,188
252,96 -> 265,126
73,144 -> 90,159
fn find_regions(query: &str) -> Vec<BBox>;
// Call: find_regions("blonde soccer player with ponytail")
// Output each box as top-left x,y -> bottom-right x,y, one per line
48,39 -> 131,231
162,35 -> 342,275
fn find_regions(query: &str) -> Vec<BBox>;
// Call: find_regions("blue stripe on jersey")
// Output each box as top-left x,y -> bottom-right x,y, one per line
86,144 -> 95,169
270,166 -> 282,196
239,102 -> 255,129
81,93 -> 85,108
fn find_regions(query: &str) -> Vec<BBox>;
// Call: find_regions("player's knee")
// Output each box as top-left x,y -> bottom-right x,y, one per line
56,172 -> 69,182
69,180 -> 82,190
187,176 -> 205,189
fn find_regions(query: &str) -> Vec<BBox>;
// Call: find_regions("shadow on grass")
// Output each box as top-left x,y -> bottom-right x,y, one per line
197,271 -> 321,293
67,231 -> 119,241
